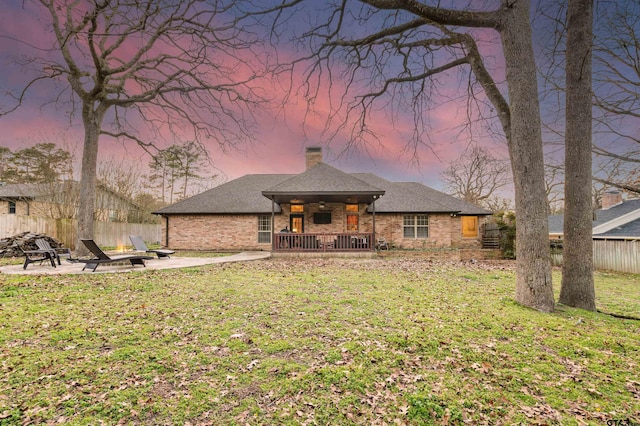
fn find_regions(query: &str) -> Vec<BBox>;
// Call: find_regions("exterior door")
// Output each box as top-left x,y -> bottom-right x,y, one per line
290,214 -> 304,233
461,216 -> 479,238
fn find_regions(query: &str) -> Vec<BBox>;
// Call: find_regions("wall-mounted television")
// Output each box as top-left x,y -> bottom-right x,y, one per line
313,212 -> 332,224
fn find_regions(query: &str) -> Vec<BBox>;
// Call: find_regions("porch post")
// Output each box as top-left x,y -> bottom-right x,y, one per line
271,198 -> 275,251
372,197 -> 377,250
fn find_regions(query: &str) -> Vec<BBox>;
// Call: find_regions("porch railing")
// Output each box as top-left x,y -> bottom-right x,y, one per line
273,232 -> 374,252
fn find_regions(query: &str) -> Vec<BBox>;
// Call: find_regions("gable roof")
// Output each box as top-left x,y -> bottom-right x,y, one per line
548,198 -> 640,238
262,162 -> 385,204
156,162 -> 492,216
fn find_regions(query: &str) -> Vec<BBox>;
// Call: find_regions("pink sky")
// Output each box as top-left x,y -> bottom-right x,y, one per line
0,1 -> 511,194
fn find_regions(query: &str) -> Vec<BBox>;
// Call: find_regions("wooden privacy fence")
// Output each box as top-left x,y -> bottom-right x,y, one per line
551,238 -> 640,274
0,215 -> 161,250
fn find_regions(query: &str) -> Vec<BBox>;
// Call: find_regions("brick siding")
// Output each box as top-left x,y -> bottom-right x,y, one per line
161,204 -> 484,250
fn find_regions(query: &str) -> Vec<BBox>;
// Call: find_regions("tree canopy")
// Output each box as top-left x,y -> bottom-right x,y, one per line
1,0 -> 275,251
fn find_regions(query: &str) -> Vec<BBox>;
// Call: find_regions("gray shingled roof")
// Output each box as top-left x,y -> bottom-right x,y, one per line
596,219 -> 640,238
154,174 -> 290,214
353,173 -> 491,214
156,163 -> 493,216
593,198 -> 640,226
0,183 -> 44,198
368,181 -> 454,213
548,198 -> 640,238
548,214 -> 564,235
262,163 -> 385,203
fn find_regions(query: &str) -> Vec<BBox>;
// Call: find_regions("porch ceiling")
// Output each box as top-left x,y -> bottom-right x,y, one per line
263,192 -> 382,205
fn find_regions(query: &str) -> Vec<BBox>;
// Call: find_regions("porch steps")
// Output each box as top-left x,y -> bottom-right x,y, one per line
482,237 -> 500,249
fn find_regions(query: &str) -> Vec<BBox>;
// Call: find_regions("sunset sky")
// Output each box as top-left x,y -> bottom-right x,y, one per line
0,1 -> 635,199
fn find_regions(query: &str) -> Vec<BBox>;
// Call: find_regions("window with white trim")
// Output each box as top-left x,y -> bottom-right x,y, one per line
403,215 -> 429,238
9,201 -> 16,214
258,215 -> 272,243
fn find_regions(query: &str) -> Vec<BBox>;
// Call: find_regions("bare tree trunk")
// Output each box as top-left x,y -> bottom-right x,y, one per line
77,104 -> 107,254
500,0 -> 554,312
560,0 -> 595,310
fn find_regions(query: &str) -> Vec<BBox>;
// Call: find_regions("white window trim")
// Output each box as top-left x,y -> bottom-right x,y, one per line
257,215 -> 272,244
403,214 -> 429,239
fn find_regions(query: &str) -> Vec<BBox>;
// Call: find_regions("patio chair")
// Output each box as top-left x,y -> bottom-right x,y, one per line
77,239 -> 154,272
19,245 -> 56,270
129,235 -> 175,258
376,237 -> 389,250
35,238 -> 72,266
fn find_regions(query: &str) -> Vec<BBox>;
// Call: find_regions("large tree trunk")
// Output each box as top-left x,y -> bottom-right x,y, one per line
77,104 -> 106,254
500,0 -> 555,312
560,0 -> 595,310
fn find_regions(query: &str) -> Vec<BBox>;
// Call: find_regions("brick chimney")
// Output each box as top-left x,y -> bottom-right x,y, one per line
601,190 -> 622,209
305,146 -> 323,169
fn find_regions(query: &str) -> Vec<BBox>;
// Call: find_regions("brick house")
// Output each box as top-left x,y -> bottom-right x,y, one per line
154,147 -> 492,252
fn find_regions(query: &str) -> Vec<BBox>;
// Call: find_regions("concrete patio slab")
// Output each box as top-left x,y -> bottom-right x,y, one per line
0,251 -> 271,275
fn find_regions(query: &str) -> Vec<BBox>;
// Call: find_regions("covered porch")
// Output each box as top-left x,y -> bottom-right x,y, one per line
273,232 -> 374,252
261,162 -> 385,253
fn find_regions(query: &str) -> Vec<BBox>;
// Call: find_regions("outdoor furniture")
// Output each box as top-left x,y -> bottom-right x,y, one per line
129,235 -> 175,258
376,237 -> 389,250
19,245 -> 56,270
77,239 -> 154,272
352,236 -> 368,249
35,238 -> 72,265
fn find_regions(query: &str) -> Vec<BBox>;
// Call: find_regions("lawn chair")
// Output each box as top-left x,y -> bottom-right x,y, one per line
35,238 -> 72,266
129,235 -> 175,258
19,245 -> 57,270
376,237 -> 389,250
77,239 -> 154,272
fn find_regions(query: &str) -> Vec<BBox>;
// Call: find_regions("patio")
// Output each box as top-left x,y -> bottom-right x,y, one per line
0,251 -> 271,275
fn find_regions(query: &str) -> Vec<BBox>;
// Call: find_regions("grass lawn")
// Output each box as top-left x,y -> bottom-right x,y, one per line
0,256 -> 638,425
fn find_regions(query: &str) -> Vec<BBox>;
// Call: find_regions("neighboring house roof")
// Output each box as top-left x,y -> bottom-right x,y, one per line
0,181 -> 142,210
597,218 -> 640,238
156,162 -> 492,216
0,183 -> 43,199
548,215 -> 564,235
548,198 -> 640,238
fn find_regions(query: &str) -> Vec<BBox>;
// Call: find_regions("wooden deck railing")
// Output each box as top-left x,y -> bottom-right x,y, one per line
273,232 -> 374,252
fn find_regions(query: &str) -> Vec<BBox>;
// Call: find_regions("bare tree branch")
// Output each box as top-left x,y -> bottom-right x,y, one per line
2,0 -> 276,250
273,0 -> 554,311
